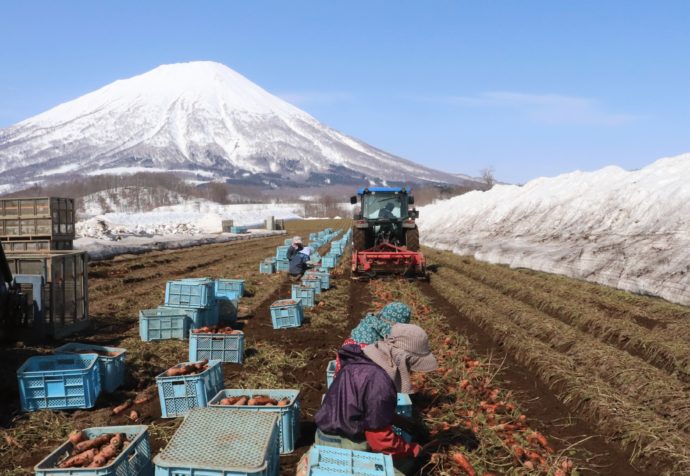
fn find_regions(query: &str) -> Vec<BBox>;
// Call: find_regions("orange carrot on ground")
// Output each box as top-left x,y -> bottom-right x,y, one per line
451,452 -> 476,476
112,400 -> 132,415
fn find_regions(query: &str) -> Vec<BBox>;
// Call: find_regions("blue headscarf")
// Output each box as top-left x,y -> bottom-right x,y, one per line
350,302 -> 412,344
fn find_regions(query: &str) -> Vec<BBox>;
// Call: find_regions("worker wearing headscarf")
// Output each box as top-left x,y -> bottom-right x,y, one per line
335,302 -> 412,372
311,324 -> 438,476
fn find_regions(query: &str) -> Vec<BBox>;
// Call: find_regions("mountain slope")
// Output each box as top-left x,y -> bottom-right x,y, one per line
418,153 -> 690,305
0,61 -> 475,190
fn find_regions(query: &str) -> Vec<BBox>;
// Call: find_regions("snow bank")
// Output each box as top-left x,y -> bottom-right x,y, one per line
76,200 -> 304,239
76,230 -> 285,261
418,153 -> 690,306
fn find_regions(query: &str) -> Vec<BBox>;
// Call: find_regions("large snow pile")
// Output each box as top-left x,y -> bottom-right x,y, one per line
418,153 -> 690,306
76,200 -> 304,240
79,187 -> 189,217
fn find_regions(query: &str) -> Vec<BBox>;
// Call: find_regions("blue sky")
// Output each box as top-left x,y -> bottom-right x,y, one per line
1,1 -> 689,184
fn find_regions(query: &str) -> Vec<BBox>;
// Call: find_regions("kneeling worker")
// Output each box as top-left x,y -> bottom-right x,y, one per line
312,323 -> 438,475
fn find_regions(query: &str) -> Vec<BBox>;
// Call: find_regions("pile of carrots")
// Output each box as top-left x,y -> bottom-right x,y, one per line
165,359 -> 209,377
273,299 -> 297,306
191,326 -> 242,335
216,395 -> 291,407
57,431 -> 129,468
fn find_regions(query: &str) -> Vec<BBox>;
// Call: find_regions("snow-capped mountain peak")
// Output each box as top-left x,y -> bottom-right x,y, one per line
0,61 -> 476,190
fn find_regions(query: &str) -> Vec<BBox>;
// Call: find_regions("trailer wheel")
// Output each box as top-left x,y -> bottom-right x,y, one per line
353,227 -> 368,252
405,227 -> 420,251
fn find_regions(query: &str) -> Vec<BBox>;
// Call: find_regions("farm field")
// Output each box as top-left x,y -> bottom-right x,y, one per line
0,221 -> 687,475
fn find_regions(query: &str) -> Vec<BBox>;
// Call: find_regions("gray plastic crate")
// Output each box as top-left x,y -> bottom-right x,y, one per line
208,389 -> 300,454
153,407 -> 279,476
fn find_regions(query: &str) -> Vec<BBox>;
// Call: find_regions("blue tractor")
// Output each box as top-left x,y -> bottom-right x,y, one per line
349,187 -> 426,277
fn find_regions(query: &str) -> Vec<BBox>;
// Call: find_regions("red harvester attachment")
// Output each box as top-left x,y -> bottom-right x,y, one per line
352,242 -> 427,278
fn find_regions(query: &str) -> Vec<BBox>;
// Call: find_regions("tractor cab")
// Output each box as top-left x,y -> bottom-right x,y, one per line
349,187 -> 426,278
351,187 -> 418,221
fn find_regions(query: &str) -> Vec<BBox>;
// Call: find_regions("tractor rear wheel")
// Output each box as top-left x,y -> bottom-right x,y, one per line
405,227 -> 420,251
353,227 -> 369,251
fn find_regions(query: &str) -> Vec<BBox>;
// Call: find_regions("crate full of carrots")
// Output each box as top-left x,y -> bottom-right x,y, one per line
34,425 -> 151,476
209,389 -> 300,454
155,359 -> 223,418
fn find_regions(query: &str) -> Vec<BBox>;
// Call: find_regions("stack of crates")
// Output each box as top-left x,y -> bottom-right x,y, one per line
214,279 -> 244,322
270,299 -> 304,329
154,408 -> 280,476
291,284 -> 316,308
156,360 -> 223,418
276,258 -> 290,272
302,276 -> 322,295
321,253 -> 338,268
276,245 -> 289,260
161,278 -> 219,327
0,197 -> 75,251
209,389 -> 301,454
230,226 -> 247,234
305,270 -> 330,290
35,425 -> 152,476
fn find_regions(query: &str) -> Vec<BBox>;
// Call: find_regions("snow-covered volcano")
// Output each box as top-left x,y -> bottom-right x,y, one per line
418,153 -> 690,306
0,61 -> 474,190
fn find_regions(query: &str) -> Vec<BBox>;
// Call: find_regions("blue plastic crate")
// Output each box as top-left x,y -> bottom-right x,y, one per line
307,446 -> 395,476
270,299 -> 303,329
215,278 -> 245,299
209,389 -> 300,454
308,241 -> 322,250
309,232 -> 318,241
156,360 -> 223,418
301,277 -> 322,295
284,238 -> 293,245
275,245 -> 289,259
17,354 -> 101,411
305,271 -> 330,290
231,226 -> 247,234
154,407 -> 279,476
260,260 -> 276,274
395,393 -> 412,417
291,285 -> 316,308
189,331 -> 244,363
54,343 -> 126,393
157,303 -> 217,328
326,360 -> 336,388
321,255 -> 337,268
275,259 -> 289,272
139,308 -> 188,341
331,244 -> 343,254
165,279 -> 214,309
35,425 -> 152,476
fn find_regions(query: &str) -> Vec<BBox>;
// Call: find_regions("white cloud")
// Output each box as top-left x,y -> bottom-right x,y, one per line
438,91 -> 638,126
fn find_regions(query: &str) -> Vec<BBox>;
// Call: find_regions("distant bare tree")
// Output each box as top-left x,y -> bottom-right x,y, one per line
480,167 -> 496,189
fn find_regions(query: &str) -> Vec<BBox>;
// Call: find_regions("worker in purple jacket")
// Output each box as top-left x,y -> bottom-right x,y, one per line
309,323 -> 438,475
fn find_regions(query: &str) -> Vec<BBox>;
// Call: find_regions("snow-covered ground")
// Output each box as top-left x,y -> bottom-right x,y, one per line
74,198 -> 304,259
418,153 -> 690,306
76,230 -> 286,261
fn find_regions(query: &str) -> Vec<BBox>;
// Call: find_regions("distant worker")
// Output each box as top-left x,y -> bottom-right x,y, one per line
288,239 -> 310,279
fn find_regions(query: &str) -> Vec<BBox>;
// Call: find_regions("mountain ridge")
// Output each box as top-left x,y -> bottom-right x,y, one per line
0,61 -> 479,191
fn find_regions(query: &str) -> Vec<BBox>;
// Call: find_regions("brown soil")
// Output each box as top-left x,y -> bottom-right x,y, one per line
2,225 -> 684,475
419,281 -> 652,476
